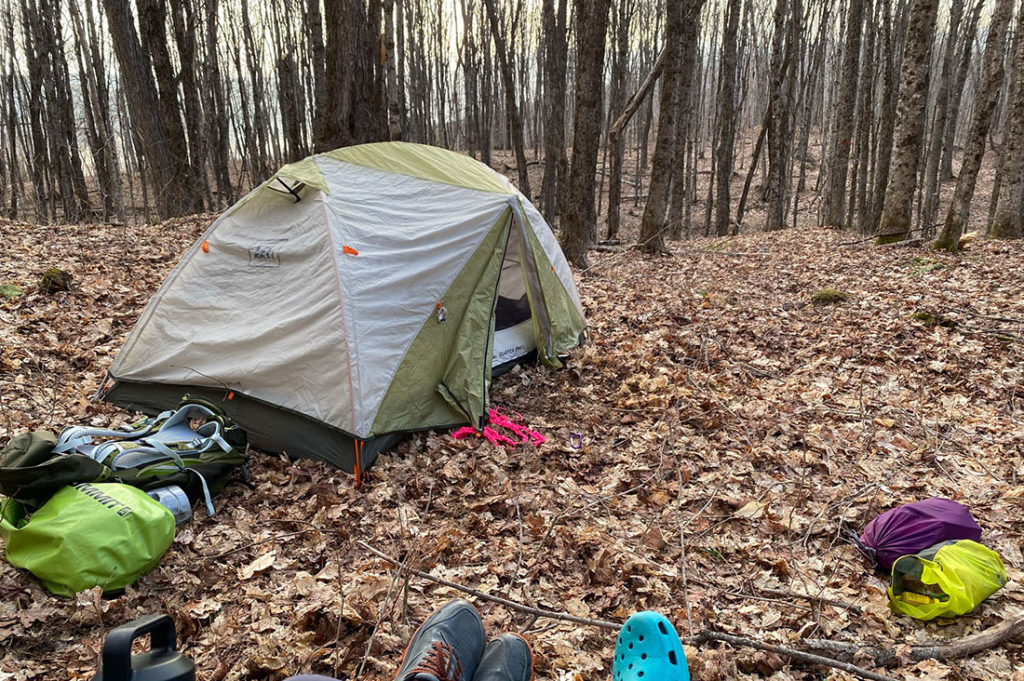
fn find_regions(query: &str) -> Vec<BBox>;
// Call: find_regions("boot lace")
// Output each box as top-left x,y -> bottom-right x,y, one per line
409,640 -> 464,681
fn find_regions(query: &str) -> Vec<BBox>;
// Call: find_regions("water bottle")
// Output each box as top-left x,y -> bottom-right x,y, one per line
146,486 -> 192,525
93,614 -> 195,681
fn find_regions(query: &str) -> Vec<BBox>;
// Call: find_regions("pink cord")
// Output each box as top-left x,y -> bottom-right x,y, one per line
451,408 -> 546,447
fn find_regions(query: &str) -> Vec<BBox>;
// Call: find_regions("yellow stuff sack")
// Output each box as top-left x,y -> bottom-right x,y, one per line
888,539 -> 1007,620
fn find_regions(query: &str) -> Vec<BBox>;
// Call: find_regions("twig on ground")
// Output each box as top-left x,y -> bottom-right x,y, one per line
757,587 -> 864,615
701,250 -> 771,257
207,529 -> 318,561
950,307 -> 1024,325
802,614 -> 1024,666
691,630 -> 897,681
878,237 -> 924,248
723,590 -> 814,612
837,234 -> 880,247
675,456 -> 695,635
355,543 -> 409,679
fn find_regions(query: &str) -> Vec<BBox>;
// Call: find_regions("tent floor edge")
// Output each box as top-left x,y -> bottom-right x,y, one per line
100,379 -> 401,476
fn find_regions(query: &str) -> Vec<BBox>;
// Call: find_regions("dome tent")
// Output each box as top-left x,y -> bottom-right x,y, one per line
99,142 -> 586,479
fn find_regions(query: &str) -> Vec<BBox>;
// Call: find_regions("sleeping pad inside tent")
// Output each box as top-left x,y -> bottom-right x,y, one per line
99,142 -> 587,477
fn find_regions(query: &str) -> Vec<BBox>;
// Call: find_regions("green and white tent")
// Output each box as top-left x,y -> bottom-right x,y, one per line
100,142 -> 586,477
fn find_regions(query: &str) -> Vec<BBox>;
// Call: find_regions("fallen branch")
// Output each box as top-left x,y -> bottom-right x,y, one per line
692,630 -> 897,681
836,233 -> 881,247
878,237 -> 924,248
357,541 -> 898,681
837,224 -> 938,247
950,307 -> 1024,325
757,587 -> 864,615
701,250 -> 771,257
803,614 -> 1024,666
207,529 -> 318,561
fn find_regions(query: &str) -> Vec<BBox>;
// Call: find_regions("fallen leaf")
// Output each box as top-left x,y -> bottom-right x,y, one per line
240,551 -> 276,580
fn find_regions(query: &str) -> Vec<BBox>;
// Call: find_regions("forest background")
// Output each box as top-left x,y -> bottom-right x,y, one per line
2,0 -> 1023,252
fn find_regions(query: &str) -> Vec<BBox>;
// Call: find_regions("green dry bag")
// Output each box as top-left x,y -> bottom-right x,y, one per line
0,483 -> 174,597
888,539 -> 1007,621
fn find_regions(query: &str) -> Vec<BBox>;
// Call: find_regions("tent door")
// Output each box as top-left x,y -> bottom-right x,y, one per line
491,223 -> 536,369
509,203 -> 559,366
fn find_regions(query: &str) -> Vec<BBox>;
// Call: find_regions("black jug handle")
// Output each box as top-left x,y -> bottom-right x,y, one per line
101,614 -> 178,681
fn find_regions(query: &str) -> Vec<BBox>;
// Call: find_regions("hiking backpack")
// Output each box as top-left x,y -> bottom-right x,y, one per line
0,395 -> 248,514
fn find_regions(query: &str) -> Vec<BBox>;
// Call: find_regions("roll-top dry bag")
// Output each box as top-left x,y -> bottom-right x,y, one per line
0,482 -> 174,597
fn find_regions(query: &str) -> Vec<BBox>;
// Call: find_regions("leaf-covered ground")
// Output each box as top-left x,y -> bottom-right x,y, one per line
1,218 -> 1023,681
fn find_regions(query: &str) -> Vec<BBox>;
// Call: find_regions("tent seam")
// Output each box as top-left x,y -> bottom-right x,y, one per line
321,188 -> 360,436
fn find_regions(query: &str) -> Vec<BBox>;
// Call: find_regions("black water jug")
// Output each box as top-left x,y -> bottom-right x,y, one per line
93,614 -> 195,681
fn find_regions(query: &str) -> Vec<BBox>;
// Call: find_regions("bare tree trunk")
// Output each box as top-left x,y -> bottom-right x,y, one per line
559,0 -> 612,267
822,0 -> 864,227
545,0 -> 567,208
478,6 -> 492,165
669,25 -> 700,239
239,0 -> 271,175
603,0 -> 635,240
714,0 -> 742,236
764,0 -> 792,231
918,0 -> 964,234
639,0 -> 703,251
205,0 -> 232,206
876,0 -> 939,243
138,0 -> 201,212
320,0 -> 388,150
51,0 -> 91,219
460,0 -> 478,156
0,2 -> 10,219
69,0 -> 122,220
851,0 -> 874,231
939,0 -> 983,181
102,0 -> 184,218
28,0 -> 81,222
868,0 -> 903,235
483,0 -> 531,196
736,106 -> 769,229
990,0 -> 1024,239
307,0 -> 328,148
934,0 -> 1013,250
274,2 -> 307,164
21,8 -> 49,221
383,0 -> 401,140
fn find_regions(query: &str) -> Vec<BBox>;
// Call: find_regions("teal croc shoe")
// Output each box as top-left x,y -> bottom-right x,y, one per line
612,612 -> 689,681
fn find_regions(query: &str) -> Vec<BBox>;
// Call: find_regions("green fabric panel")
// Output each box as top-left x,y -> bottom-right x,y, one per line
371,210 -> 512,433
230,156 -> 329,213
518,207 -> 587,362
1,483 -> 174,597
273,156 -> 330,194
325,142 -> 512,195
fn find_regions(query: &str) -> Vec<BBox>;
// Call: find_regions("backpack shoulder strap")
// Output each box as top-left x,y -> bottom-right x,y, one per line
52,410 -> 175,454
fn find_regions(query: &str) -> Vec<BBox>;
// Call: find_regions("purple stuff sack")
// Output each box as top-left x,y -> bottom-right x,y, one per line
859,498 -> 981,571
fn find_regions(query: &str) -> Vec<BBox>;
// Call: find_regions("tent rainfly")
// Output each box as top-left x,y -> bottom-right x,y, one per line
100,142 -> 587,479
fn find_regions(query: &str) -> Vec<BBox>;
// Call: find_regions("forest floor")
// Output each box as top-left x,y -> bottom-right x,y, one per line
1,215 -> 1023,681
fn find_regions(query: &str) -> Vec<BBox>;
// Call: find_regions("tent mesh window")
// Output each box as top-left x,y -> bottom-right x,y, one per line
495,235 -> 530,331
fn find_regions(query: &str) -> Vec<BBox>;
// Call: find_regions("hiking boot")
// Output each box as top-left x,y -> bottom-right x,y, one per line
473,633 -> 534,681
393,599 -> 485,681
